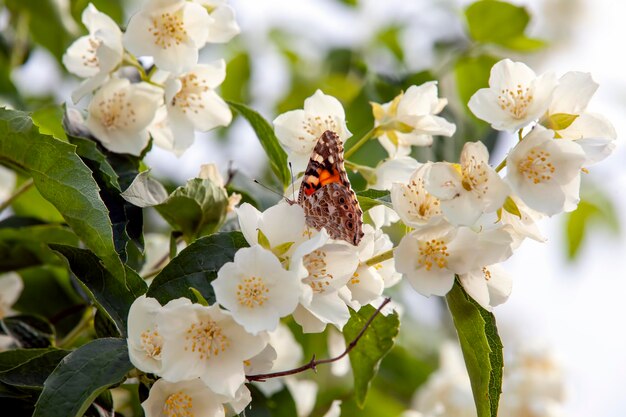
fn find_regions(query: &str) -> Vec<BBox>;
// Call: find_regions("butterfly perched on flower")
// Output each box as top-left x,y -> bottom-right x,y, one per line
290,130 -> 364,246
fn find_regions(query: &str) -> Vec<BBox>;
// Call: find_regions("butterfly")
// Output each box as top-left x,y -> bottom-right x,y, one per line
290,130 -> 364,246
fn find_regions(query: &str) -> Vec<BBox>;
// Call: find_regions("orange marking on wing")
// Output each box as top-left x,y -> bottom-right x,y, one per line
319,169 -> 341,186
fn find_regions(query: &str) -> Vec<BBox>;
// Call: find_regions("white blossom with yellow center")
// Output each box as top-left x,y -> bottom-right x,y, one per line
150,61 -> 232,155
141,378 -> 230,417
506,126 -> 586,216
273,90 -> 351,173
426,141 -> 509,226
468,59 -> 557,132
63,4 -> 124,103
86,78 -> 161,155
192,0 -> 240,44
394,226 -> 513,297
458,263 -> 513,311
123,0 -> 211,74
158,299 -> 268,398
213,245 -> 301,334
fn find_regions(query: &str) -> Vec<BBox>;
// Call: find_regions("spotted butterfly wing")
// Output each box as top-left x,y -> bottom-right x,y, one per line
297,130 -> 364,246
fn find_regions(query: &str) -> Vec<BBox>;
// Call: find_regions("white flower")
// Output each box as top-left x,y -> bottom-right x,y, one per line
426,141 -> 509,226
124,0 -> 211,74
86,78 -> 161,155
63,3 -> 123,102
0,165 -> 16,202
142,378 -> 228,417
193,0 -> 240,43
0,273 -> 23,321
373,82 -> 456,158
150,61 -> 232,155
390,162 -> 446,230
285,378 -> 319,417
545,71 -> 616,165
127,295 -> 166,374
328,327 -> 350,376
506,126 -> 586,216
273,90 -> 351,173
499,195 -> 546,247
458,263 -> 513,310
321,400 -> 342,417
158,299 -> 268,398
213,245 -> 301,334
468,59 -> 557,131
371,156 -> 420,190
394,226 -> 513,297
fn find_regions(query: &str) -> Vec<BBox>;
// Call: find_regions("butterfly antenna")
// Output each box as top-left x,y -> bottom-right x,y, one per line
252,179 -> 288,200
289,162 -> 296,202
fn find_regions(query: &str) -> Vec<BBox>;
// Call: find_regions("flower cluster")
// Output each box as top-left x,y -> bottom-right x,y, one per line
63,0 -> 239,156
386,58 -> 615,309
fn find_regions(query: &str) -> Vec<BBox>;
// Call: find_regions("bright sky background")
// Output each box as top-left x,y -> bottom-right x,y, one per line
10,0 -> 626,415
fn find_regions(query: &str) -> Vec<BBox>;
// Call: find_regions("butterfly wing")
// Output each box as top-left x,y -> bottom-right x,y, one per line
298,130 -> 364,245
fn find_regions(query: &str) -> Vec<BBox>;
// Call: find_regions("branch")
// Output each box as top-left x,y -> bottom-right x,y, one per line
246,297 -> 392,382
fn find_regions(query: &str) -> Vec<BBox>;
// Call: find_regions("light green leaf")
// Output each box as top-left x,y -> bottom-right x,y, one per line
547,113 -> 579,131
446,280 -> 503,417
0,109 -> 125,279
343,305 -> 400,408
70,0 -> 124,25
32,107 -> 67,142
121,170 -> 169,207
33,338 -> 134,417
502,196 -> 521,219
465,0 -> 530,43
189,287 -> 209,306
228,101 -> 291,187
221,52 -> 251,104
51,245 -> 147,337
499,35 -> 546,51
455,55 -> 499,117
356,189 -> 392,212
257,228 -> 271,250
147,231 -> 248,305
155,178 -> 229,243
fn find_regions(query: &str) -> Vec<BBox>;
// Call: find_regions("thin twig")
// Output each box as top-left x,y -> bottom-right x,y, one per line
0,178 -> 34,214
246,297 -> 392,382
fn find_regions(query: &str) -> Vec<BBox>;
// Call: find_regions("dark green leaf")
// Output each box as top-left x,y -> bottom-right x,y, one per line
455,55 -> 499,117
356,189 -> 392,211
0,348 -> 69,389
10,177 -> 64,223
244,385 -> 298,417
147,231 -> 248,305
0,108 -> 125,279
446,280 -> 503,417
228,101 -> 291,187
33,338 -> 134,417
0,315 -> 55,348
155,178 -> 229,243
0,218 -> 78,272
51,245 -> 147,336
465,0 -> 530,44
343,305 -> 400,407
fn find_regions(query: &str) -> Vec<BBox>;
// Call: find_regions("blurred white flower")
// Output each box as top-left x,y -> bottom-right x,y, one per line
390,162 -> 446,230
63,3 -> 123,102
0,165 -> 16,202
193,0 -> 240,43
157,298 -> 268,398
86,78 -> 161,155
285,378 -> 319,417
506,126 -> 586,216
371,156 -> 420,190
142,378 -> 229,417
426,141 -> 509,226
545,71 -> 616,165
372,82 -> 456,158
123,0 -> 211,74
394,226 -> 513,297
150,61 -> 232,155
0,273 -> 23,319
499,195 -> 546,247
213,245 -> 301,334
458,263 -> 513,310
321,400 -> 342,417
273,90 -> 351,173
468,59 -> 557,131
328,327 -> 350,377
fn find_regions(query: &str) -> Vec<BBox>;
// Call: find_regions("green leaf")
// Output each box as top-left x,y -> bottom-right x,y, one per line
70,0 -> 124,25
120,170 -> 168,207
343,305 -> 400,408
465,0 -> 530,44
147,231 -> 248,305
155,178 -> 229,243
32,107 -> 67,142
0,348 -> 69,389
33,338 -> 134,417
356,189 -> 392,212
0,315 -> 55,348
228,101 -> 291,187
547,113 -> 579,131
455,55 -> 499,117
189,287 -> 209,306
221,52 -> 251,103
376,26 -> 404,62
0,217 -> 79,272
257,228 -> 271,250
244,385 -> 298,417
502,196 -> 521,219
0,108 -> 125,279
446,280 -> 503,417
10,177 -> 64,223
5,0 -> 73,62
499,35 -> 546,51
50,245 -> 147,336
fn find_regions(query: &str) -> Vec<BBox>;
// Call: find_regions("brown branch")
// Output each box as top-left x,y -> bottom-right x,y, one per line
246,297 -> 392,382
